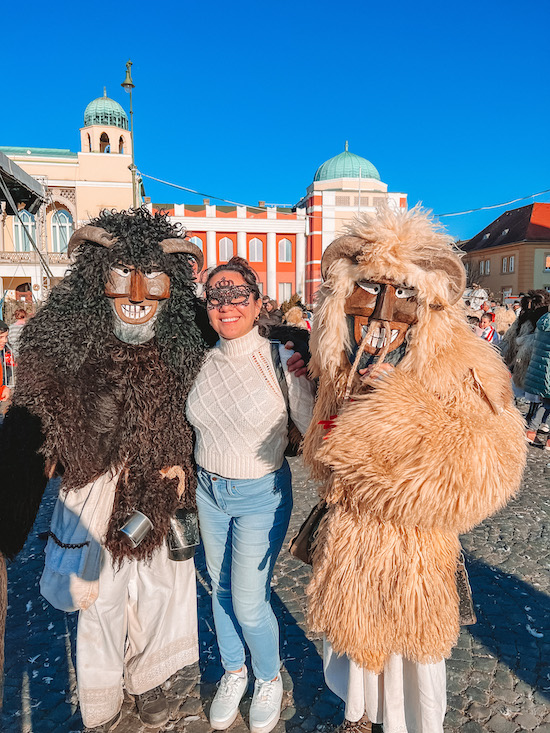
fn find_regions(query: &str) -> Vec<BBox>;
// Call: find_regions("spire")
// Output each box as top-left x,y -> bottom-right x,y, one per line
103,87 -> 107,97
345,140 -> 349,152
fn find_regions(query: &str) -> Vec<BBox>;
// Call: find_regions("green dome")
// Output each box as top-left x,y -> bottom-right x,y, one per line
84,90 -> 129,130
314,146 -> 380,182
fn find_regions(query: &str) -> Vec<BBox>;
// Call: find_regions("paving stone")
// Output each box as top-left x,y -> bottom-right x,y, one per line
3,451 -> 550,731
514,712 -> 542,730
460,722 -> 485,733
486,713 -> 519,733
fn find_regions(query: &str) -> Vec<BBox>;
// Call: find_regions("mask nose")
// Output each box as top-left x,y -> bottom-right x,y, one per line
129,270 -> 146,303
372,285 -> 396,322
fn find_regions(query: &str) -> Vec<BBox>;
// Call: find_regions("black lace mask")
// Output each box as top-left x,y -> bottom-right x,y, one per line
206,278 -> 254,310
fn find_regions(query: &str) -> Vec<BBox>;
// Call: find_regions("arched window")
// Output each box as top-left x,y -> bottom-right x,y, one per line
51,210 -> 74,253
219,237 -> 234,262
189,236 -> 203,251
278,238 -> 292,263
249,237 -> 263,262
87,133 -> 92,152
14,210 -> 36,252
100,132 -> 110,153
118,136 -> 124,154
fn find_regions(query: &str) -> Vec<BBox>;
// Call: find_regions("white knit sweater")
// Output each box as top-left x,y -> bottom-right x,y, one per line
186,327 -> 315,479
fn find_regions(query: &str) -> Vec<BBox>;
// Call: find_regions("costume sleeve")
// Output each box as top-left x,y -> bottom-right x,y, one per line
316,368 -> 526,534
0,404 -> 48,559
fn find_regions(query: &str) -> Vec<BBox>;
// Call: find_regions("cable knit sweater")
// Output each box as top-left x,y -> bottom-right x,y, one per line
186,327 -> 315,479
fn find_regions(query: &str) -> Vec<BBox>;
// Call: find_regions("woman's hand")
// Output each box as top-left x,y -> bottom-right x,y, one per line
284,341 -> 308,378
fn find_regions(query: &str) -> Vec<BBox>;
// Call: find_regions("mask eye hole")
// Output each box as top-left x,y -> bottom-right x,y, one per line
112,266 -> 131,277
145,271 -> 163,279
395,287 -> 416,299
358,281 -> 381,295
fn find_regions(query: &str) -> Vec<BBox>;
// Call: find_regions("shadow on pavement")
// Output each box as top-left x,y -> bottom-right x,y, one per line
466,553 -> 550,700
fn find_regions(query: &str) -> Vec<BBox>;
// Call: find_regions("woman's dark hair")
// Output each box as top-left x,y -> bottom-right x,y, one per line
205,256 -> 261,300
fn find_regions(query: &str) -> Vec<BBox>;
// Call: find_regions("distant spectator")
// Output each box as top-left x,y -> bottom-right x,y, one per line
523,311 -> 550,438
493,306 -> 516,336
0,321 -> 15,421
8,308 -> 28,359
480,301 -> 495,321
283,306 -> 310,331
480,313 -> 500,343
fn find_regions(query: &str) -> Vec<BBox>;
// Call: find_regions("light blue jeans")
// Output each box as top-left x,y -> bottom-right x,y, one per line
196,461 -> 292,681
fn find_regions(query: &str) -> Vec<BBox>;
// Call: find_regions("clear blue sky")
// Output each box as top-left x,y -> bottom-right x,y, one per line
2,0 -> 549,241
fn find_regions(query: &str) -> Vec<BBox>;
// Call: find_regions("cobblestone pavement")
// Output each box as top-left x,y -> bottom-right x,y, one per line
2,447 -> 549,733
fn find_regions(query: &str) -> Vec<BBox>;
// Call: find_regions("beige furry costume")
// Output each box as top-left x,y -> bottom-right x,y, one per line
304,207 -> 526,674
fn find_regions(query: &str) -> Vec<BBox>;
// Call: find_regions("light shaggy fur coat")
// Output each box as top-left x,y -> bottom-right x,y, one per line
303,207 -> 526,674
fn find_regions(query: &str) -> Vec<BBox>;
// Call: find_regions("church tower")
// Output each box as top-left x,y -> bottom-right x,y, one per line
80,88 -> 132,156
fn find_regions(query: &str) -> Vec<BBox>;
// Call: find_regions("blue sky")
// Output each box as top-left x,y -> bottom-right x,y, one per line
2,0 -> 549,240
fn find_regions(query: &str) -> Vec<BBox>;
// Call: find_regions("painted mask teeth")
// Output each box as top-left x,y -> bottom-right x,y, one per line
362,327 -> 400,347
121,304 -> 152,320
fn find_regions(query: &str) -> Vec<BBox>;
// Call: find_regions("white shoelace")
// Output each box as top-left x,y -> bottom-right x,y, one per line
254,678 -> 279,706
218,672 -> 245,699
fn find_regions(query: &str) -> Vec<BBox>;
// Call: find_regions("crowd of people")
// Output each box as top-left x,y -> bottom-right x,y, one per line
0,206 -> 541,733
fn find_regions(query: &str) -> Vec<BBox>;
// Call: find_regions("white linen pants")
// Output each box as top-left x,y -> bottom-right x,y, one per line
324,640 -> 446,733
77,546 -> 198,728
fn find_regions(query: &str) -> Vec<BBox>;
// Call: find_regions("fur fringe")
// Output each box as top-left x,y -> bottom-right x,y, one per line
304,206 -> 527,671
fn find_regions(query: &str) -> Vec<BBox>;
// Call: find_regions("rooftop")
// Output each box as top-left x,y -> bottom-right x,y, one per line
314,142 -> 380,182
0,146 -> 77,159
460,203 -> 550,252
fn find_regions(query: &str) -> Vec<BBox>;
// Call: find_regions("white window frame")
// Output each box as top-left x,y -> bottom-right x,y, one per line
189,236 -> 203,251
502,256 -> 508,274
249,237 -> 263,262
485,259 -> 490,274
219,237 -> 234,262
51,209 -> 73,253
278,282 -> 292,303
14,210 -> 36,252
278,238 -> 292,263
479,260 -> 484,275
509,255 -> 515,273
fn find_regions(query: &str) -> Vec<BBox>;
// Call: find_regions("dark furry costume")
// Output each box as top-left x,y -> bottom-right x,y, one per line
0,209 -> 309,563
0,209 -> 208,563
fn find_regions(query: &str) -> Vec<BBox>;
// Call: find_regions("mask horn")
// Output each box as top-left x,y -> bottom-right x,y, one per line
321,235 -> 365,280
159,238 -> 204,271
68,226 -> 118,256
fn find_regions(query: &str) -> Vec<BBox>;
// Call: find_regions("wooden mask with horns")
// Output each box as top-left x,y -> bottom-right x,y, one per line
68,224 -> 204,326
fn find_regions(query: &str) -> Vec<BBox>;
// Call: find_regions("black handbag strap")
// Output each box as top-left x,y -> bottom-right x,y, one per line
270,341 -> 289,409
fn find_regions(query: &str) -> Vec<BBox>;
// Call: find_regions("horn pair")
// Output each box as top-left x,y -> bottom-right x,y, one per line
321,235 -> 466,306
67,226 -> 204,271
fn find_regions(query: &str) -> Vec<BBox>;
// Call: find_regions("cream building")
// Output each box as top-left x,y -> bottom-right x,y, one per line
0,90 -> 133,302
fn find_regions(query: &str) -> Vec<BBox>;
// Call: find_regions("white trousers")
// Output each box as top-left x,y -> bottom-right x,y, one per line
77,546 -> 198,728
323,640 -> 446,733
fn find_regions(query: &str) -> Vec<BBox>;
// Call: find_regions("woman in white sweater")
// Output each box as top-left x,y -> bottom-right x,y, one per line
187,257 -> 314,733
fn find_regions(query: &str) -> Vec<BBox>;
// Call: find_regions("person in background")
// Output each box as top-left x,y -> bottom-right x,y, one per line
479,312 -> 500,344
0,321 -> 15,423
523,309 -> 550,445
283,306 -> 311,331
8,309 -> 28,359
187,257 -> 315,733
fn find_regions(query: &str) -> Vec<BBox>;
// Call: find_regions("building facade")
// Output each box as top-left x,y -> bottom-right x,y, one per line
460,203 -> 550,300
1,93 -> 407,307
155,143 -> 407,304
0,90 -> 133,303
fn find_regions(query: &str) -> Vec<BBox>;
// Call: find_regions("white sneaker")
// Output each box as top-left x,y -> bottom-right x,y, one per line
249,672 -> 283,733
209,669 -> 248,730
